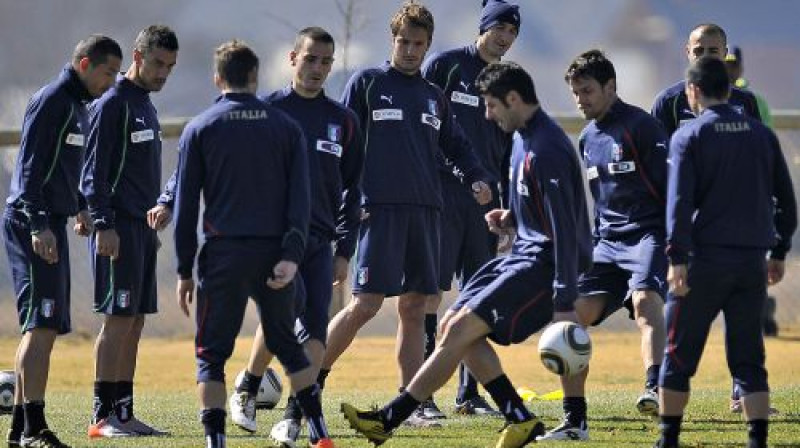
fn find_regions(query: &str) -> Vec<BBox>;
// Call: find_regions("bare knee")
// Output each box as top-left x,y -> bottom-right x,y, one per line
397,296 -> 426,325
632,291 -> 664,328
574,296 -> 606,326
348,295 -> 382,324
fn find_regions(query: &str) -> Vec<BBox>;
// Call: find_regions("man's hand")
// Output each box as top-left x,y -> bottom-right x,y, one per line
667,264 -> 690,297
147,204 -> 172,231
95,228 -> 120,259
267,260 -> 298,290
767,259 -> 785,286
485,208 -> 514,236
176,278 -> 195,317
73,210 -> 93,237
333,256 -> 349,286
472,181 -> 492,205
496,234 -> 513,254
31,229 -> 58,264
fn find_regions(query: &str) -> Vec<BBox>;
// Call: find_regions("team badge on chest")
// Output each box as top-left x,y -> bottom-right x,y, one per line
328,124 -> 341,142
611,143 -> 623,162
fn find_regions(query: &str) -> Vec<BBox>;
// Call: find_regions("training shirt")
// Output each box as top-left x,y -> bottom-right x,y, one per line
509,108 -> 593,311
173,92 -> 310,279
6,65 -> 93,233
579,99 -> 668,239
341,62 -> 489,209
666,104 -> 797,264
651,80 -> 761,137
82,75 -> 162,230
262,86 -> 364,259
422,44 -> 512,187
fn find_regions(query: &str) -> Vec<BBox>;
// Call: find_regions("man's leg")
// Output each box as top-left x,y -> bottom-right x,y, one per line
321,293 -> 383,373
396,292 -> 427,388
92,315 -> 137,425
17,329 -> 57,439
632,290 -> 665,416
114,314 -> 144,423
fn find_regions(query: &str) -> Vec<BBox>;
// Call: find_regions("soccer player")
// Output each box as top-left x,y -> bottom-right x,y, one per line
225,27 -> 364,447
81,25 -> 178,438
652,23 -> 760,137
418,0 -> 520,418
321,0 -> 492,426
656,56 -> 796,448
3,35 -> 122,448
173,40 -> 335,448
341,61 -> 593,448
537,49 -> 669,442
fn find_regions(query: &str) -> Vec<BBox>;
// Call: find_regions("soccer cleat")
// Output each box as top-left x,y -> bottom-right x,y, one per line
310,438 -> 335,448
19,429 -> 70,448
87,415 -> 135,438
7,428 -> 22,448
729,399 -> 779,416
495,417 -> 545,448
419,399 -> 446,420
535,419 -> 589,441
229,390 -> 257,433
340,403 -> 392,446
116,416 -> 169,436
269,418 -> 302,448
402,408 -> 442,428
454,396 -> 502,417
636,387 -> 659,417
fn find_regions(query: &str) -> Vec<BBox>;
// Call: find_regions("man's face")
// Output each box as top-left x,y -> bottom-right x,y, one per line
569,76 -> 615,120
483,93 -> 517,132
135,47 -> 178,92
686,31 -> 726,62
478,23 -> 518,61
291,37 -> 334,96
81,56 -> 122,98
685,82 -> 700,115
390,24 -> 430,75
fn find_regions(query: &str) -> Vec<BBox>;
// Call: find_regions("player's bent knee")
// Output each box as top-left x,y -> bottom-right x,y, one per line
267,341 -> 311,375
440,311 -> 487,349
196,359 -> 225,383
659,369 -> 691,392
732,365 -> 769,395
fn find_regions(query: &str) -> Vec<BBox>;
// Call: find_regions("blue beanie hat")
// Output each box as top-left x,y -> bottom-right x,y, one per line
480,0 -> 521,34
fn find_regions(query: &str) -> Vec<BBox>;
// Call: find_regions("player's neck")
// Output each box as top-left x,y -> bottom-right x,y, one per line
292,82 -> 322,99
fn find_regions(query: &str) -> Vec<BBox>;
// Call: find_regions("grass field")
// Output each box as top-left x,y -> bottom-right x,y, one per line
0,329 -> 798,447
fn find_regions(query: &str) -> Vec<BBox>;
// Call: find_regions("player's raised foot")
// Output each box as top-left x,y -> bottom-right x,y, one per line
19,429 -> 70,448
270,418 -> 302,448
340,403 -> 392,446
87,415 -> 135,438
454,395 -> 502,417
729,399 -> 779,416
419,399 -> 446,420
229,390 -> 257,433
637,387 -> 659,417
7,428 -> 22,448
117,416 -> 169,436
310,438 -> 335,448
536,418 -> 589,441
495,417 -> 545,448
402,408 -> 443,428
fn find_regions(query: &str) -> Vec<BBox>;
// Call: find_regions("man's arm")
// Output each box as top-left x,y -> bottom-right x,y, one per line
768,130 -> 797,261
334,112 -> 365,260
173,126 -> 204,280
665,130 -> 696,266
281,121 -> 311,265
437,96 -> 491,196
631,117 -> 669,202
82,98 -> 124,231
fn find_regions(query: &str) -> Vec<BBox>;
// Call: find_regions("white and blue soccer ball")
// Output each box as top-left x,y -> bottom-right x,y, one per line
234,367 -> 283,410
538,321 -> 592,377
0,370 -> 15,414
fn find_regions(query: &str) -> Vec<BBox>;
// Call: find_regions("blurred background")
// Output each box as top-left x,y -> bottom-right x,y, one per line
1,0 -> 799,337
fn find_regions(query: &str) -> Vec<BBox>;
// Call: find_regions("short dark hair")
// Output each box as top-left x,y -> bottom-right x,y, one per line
686,56 -> 730,100
476,61 -> 538,106
294,26 -> 335,53
390,1 -> 435,43
564,49 -> 616,87
690,23 -> 727,46
214,40 -> 259,89
134,25 -> 179,55
72,34 -> 123,66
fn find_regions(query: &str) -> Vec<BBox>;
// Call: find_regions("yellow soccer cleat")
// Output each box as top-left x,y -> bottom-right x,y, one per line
340,402 -> 392,446
496,417 -> 545,448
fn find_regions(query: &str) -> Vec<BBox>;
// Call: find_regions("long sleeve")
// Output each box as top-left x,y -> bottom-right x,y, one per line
282,125 -> 310,264
650,92 -> 676,137
157,169 -> 177,208
665,131 -> 696,265
438,99 -> 489,186
334,113 -> 364,259
83,97 -> 125,230
340,71 -> 370,130
632,118 -> 669,203
769,131 -> 798,260
173,126 -> 204,279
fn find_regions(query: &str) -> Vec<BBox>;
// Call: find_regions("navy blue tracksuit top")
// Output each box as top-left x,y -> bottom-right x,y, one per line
510,109 -> 593,311
666,104 -> 797,265
579,99 -> 668,239
652,80 -> 761,137
262,86 -> 364,259
6,65 -> 92,232
422,44 -> 512,187
173,93 -> 310,278
82,75 -> 162,229
340,63 -> 489,208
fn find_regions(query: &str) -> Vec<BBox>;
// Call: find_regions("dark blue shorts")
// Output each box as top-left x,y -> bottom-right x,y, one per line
195,238 -> 309,382
661,256 -> 768,394
352,204 -> 439,296
439,179 -> 497,291
90,216 -> 158,315
578,231 -> 667,325
3,209 -> 71,335
451,255 -> 553,346
294,234 -> 333,345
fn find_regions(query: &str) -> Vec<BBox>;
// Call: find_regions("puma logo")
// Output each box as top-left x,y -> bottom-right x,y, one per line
380,95 -> 393,104
135,117 -> 146,126
460,81 -> 470,91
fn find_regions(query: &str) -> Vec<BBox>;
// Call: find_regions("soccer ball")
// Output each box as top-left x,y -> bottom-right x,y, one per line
0,370 -> 15,414
538,322 -> 592,376
234,367 -> 283,410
